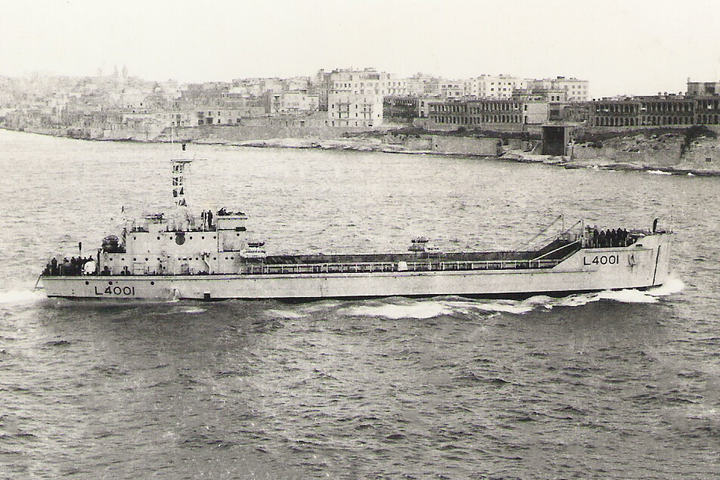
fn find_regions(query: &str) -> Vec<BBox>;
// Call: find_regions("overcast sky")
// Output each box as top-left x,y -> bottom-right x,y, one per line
2,0 -> 719,98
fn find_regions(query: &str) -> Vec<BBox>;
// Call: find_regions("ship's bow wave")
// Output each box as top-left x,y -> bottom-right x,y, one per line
325,278 -> 685,319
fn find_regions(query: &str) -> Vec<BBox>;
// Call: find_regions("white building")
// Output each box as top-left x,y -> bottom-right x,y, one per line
529,77 -> 589,102
440,81 -> 464,98
269,91 -> 319,114
328,93 -> 383,127
405,73 -> 439,96
328,68 -> 392,96
325,68 -> 391,127
463,75 -> 529,99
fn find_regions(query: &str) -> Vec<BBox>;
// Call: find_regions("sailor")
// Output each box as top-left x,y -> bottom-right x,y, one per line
585,227 -> 594,247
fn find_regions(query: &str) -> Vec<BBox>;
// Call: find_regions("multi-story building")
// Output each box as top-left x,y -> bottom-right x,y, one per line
695,96 -> 720,125
428,99 -> 525,131
193,109 -> 247,126
405,73 -> 440,96
268,91 -> 319,114
590,96 -> 698,128
327,68 -> 391,95
328,93 -> 383,128
229,78 -> 283,97
283,76 -> 311,92
511,92 -> 551,125
418,96 -> 438,118
323,68 -> 391,127
383,96 -> 420,122
463,74 -> 529,99
529,77 -> 589,102
386,78 -> 408,96
439,81 -> 464,99
687,80 -> 720,96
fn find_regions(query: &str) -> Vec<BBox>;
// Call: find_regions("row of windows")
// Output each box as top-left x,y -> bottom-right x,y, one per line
432,103 -> 521,113
430,114 -> 522,124
595,103 -> 695,113
697,100 -> 720,110
329,120 -> 376,127
595,116 -> 697,126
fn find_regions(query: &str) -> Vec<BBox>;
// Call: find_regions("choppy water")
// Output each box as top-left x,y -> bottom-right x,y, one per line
0,129 -> 717,479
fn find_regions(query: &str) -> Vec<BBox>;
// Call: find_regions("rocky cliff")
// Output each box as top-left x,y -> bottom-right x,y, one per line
570,127 -> 720,175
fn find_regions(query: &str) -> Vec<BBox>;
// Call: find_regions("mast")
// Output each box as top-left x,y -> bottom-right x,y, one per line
171,158 -> 192,207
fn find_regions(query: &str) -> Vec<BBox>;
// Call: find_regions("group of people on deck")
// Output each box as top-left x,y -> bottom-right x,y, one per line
585,227 -> 634,248
44,256 -> 95,276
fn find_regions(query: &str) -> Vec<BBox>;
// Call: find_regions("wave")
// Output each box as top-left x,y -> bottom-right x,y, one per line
647,169 -> 673,175
339,301 -> 454,319
648,276 -> 685,296
265,309 -> 306,319
0,289 -> 46,305
335,277 -> 686,319
154,305 -> 207,315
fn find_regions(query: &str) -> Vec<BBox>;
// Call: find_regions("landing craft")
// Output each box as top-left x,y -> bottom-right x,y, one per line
39,158 -> 672,301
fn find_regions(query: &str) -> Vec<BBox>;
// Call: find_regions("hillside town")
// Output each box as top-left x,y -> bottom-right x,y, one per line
0,67 -> 590,139
2,66 -> 720,168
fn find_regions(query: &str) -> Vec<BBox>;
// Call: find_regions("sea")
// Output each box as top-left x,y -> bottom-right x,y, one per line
0,128 -> 717,479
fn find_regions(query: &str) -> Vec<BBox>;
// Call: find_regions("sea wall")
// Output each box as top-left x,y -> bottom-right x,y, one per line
156,124 -> 371,143
429,136 -> 502,156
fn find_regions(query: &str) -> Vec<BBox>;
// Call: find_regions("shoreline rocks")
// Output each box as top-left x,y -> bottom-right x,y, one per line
6,126 -> 720,176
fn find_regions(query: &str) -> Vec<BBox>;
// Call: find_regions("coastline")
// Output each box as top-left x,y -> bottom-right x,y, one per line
5,126 -> 720,177
192,133 -> 720,177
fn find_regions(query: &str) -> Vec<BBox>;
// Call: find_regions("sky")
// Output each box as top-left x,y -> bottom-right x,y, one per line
2,0 -> 720,98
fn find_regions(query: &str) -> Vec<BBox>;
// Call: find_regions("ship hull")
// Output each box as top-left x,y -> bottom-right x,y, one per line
41,235 -> 671,301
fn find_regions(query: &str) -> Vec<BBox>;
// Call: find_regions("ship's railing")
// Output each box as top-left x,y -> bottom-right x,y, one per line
243,258 -> 562,275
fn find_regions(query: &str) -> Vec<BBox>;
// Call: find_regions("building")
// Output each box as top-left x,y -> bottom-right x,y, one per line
590,95 -> 698,128
328,93 -> 383,128
323,68 -> 391,127
439,81 -> 464,99
405,73 -> 440,96
268,91 -> 319,114
428,99 -> 525,131
687,79 -> 720,96
529,77 -> 589,102
463,74 -> 529,99
386,78 -> 408,96
695,96 -> 720,125
383,96 -> 420,122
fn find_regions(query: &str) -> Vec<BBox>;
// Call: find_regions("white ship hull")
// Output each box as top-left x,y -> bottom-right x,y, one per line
42,235 -> 671,301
